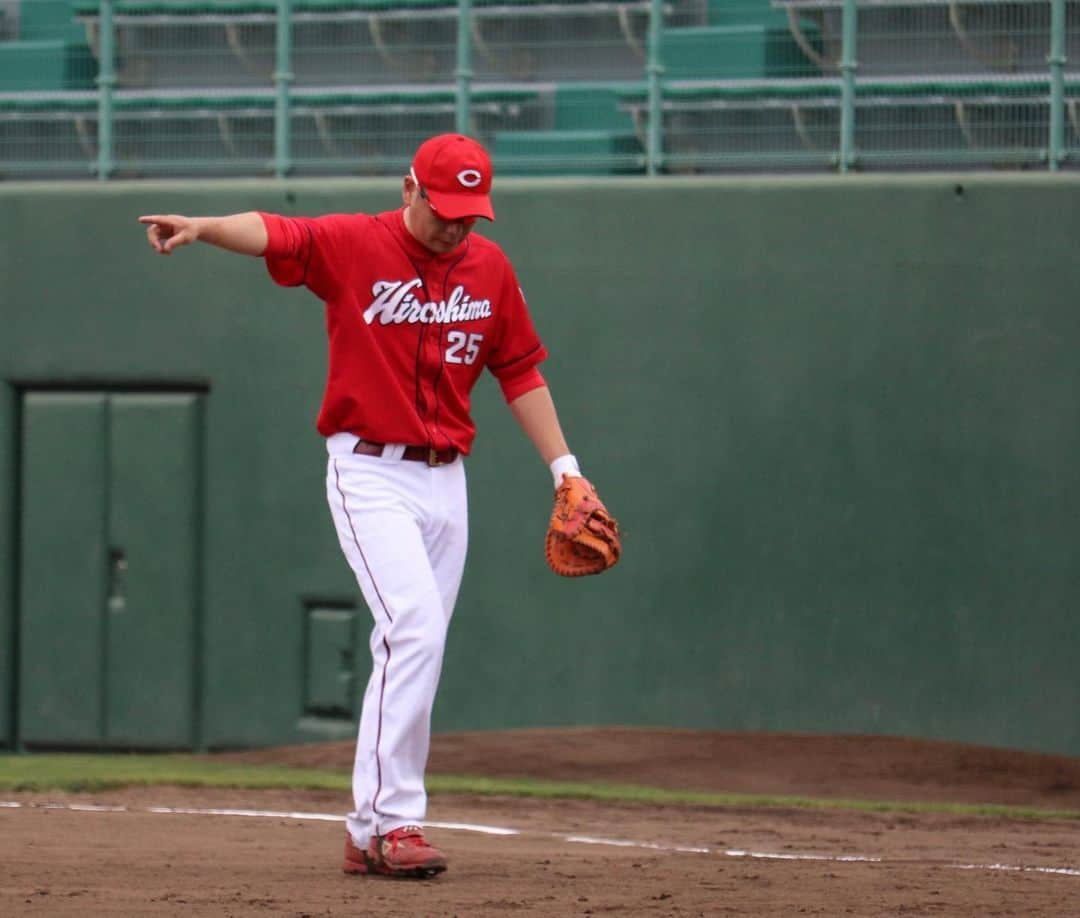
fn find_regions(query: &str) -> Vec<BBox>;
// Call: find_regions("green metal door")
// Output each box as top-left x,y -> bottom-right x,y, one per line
18,393 -> 109,746
18,391 -> 202,749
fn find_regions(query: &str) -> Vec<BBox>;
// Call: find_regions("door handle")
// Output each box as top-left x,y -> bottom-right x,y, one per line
108,548 -> 127,612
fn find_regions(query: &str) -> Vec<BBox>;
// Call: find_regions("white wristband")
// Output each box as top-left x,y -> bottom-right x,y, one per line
549,454 -> 581,488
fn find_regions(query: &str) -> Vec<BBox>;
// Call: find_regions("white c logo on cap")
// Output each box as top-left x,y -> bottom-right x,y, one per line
457,169 -> 483,188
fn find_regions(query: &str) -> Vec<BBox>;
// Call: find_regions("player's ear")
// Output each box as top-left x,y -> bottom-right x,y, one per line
402,174 -> 417,207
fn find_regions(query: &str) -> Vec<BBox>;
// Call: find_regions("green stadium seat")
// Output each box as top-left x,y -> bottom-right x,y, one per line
553,81 -> 642,131
658,23 -> 819,80
493,127 -> 643,174
0,39 -> 96,91
0,1 -> 96,92
704,0 -> 791,28
19,0 -> 86,41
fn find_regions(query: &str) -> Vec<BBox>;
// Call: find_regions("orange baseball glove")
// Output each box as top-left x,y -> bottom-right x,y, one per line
545,476 -> 621,577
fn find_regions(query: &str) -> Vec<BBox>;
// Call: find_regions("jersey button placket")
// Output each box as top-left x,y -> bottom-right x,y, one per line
424,320 -> 446,450
417,275 -> 444,452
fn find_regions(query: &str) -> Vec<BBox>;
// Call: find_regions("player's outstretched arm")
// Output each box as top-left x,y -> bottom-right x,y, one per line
138,212 -> 268,257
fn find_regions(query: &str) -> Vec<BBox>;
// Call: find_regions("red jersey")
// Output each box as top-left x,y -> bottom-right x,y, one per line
259,208 -> 548,454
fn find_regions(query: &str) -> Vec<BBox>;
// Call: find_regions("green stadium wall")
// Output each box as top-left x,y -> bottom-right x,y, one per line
1,175 -> 1078,755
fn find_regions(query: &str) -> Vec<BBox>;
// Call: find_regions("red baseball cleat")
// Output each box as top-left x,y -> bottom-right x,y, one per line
343,826 -> 447,878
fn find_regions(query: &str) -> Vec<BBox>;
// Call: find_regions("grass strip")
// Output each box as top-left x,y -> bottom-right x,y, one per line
0,754 -> 349,794
428,775 -> 1080,822
1,754 -> 1078,823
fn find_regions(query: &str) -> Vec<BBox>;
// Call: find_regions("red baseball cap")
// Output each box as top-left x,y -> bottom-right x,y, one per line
411,133 -> 495,222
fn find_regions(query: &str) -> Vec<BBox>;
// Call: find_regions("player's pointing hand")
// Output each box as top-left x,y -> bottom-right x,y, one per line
139,214 -> 198,255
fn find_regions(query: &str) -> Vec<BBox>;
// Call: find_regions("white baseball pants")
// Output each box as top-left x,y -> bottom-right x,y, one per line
324,433 -> 468,844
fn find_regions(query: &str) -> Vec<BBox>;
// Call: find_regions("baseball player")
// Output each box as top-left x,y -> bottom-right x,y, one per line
139,133 -> 617,879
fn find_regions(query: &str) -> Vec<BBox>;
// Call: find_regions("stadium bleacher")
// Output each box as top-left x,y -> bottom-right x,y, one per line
0,0 -> 1077,177
619,74 -> 1080,172
65,0 -> 673,86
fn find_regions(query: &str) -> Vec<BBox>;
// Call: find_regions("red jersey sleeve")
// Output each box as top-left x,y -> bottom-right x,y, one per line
259,211 -> 370,300
499,366 -> 546,403
486,262 -> 549,403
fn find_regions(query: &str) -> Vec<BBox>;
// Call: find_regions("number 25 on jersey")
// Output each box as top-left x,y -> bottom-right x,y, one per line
446,331 -> 483,365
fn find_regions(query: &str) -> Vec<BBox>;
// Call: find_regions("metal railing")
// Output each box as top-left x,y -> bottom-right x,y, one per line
0,0 -> 1074,178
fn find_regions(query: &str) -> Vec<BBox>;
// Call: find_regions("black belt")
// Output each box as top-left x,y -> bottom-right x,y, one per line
353,439 -> 459,467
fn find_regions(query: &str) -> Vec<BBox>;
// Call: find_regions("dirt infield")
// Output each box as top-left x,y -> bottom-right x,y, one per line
3,729 -> 1080,916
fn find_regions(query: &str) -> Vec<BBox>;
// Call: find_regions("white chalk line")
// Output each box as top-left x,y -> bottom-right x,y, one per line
3,799 -> 1078,878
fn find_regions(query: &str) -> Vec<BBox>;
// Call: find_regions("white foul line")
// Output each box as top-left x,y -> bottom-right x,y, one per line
3,799 -> 1078,878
